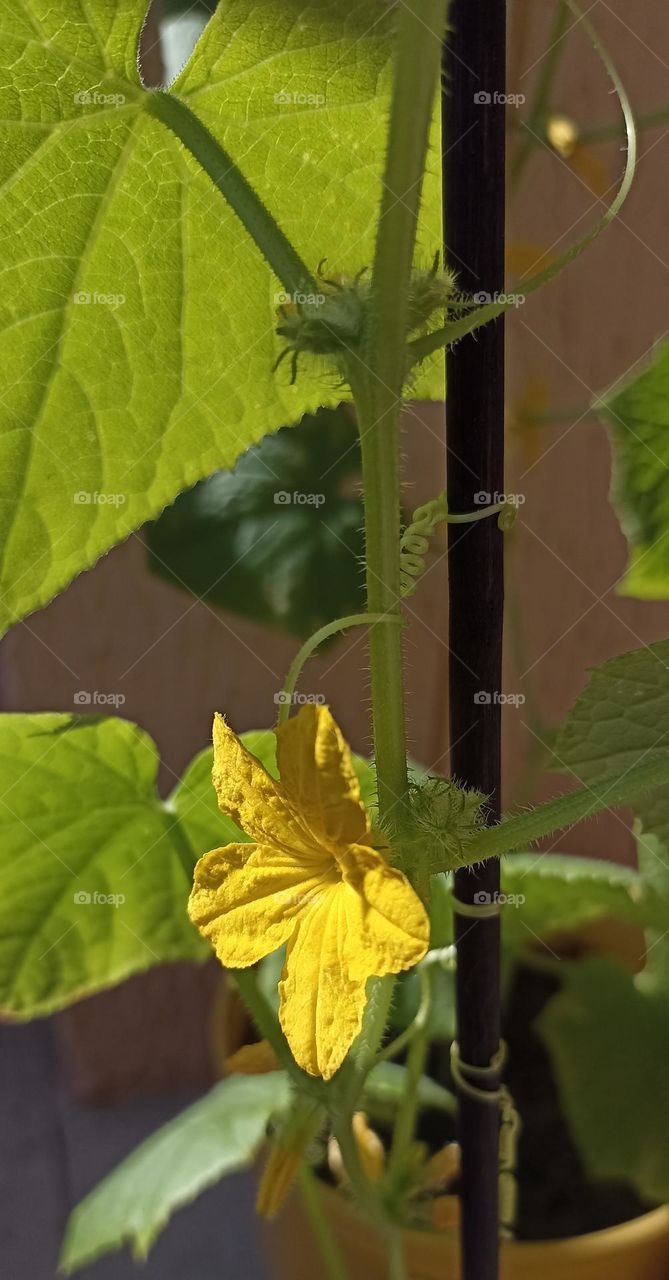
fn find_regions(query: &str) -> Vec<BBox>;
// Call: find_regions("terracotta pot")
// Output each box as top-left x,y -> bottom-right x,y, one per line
264,918 -> 668,1279
266,1181 -> 669,1280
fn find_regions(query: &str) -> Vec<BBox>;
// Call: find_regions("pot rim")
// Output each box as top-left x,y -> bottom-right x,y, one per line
406,1203 -> 669,1259
321,1181 -> 669,1258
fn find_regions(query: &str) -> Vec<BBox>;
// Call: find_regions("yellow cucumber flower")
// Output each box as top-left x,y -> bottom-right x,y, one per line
188,704 -> 429,1080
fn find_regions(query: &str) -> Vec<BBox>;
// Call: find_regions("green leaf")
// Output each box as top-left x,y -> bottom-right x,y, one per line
363,1060 -> 456,1123
0,711 -> 378,1018
501,852 -> 668,951
554,640 -> 669,873
389,963 -> 455,1041
538,956 -> 669,1204
60,1072 -> 292,1271
0,713 -> 218,1018
146,408 -> 365,639
0,0 -> 441,634
598,343 -> 669,597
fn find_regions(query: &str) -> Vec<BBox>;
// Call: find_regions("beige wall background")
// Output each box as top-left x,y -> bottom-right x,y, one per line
2,0 -> 669,1094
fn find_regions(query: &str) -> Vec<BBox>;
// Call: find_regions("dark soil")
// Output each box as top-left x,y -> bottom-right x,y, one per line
502,961 -> 654,1240
324,961 -> 654,1241
414,961 -> 654,1241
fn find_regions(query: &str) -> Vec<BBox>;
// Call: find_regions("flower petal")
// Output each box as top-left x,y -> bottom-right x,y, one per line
276,704 -> 371,846
225,1040 -> 281,1075
188,842 -> 334,967
339,844 -> 430,979
211,713 -> 312,851
278,885 -> 369,1079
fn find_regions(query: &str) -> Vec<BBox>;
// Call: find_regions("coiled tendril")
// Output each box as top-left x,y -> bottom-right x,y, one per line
399,492 -> 517,596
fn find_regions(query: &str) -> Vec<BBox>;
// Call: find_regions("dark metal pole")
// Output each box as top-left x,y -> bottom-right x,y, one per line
443,4 -> 506,1280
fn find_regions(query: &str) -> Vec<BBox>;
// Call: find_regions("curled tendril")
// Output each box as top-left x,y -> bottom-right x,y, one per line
399,493 -> 517,596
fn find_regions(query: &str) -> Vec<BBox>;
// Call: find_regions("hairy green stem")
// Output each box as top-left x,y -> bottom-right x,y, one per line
460,754 -> 669,863
277,612 -> 402,727
298,1167 -> 350,1280
332,1115 -> 386,1230
388,968 -> 431,1178
349,0 -> 447,821
145,91 -> 313,294
327,12 -> 448,1266
231,969 -> 323,1098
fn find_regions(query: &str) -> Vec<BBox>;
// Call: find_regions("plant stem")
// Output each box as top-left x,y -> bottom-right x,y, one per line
461,753 -> 669,861
509,0 -> 569,189
333,5 -> 447,1269
277,612 -> 402,727
388,969 -> 431,1177
298,1166 -> 350,1280
579,104 -> 669,143
231,969 -> 323,1098
349,0 -> 447,822
386,1229 -> 408,1280
443,1 -> 506,1276
331,1115 -> 385,1230
352,381 -> 409,818
145,91 -> 313,294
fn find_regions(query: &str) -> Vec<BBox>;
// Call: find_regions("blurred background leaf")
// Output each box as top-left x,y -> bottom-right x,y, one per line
599,343 -> 669,598
146,407 -> 366,640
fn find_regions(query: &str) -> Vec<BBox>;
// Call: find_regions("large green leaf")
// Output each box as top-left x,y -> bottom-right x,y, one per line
0,713 -> 379,1017
598,343 -> 669,597
538,956 -> 669,1204
554,640 -> 669,873
0,713 -> 214,1017
501,852 -> 668,951
60,1072 -> 292,1271
0,0 -> 441,634
146,407 -> 365,638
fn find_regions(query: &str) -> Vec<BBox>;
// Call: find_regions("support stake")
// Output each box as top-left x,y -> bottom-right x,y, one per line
443,3 -> 506,1278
